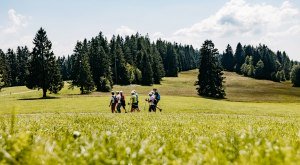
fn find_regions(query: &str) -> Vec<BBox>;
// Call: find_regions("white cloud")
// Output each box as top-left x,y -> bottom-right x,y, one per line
169,0 -> 300,60
0,9 -> 33,52
2,9 -> 29,34
115,26 -> 136,36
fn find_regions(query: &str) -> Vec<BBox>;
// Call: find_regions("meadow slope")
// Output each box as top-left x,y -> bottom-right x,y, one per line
0,70 -> 300,164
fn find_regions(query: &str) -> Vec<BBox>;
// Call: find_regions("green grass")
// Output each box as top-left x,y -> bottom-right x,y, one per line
0,70 -> 300,164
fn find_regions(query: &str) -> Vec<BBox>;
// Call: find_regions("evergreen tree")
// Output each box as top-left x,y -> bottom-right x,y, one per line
291,65 -> 300,87
254,60 -> 265,79
221,44 -> 235,71
0,49 -> 11,87
196,40 -> 225,98
0,74 -> 4,91
241,56 -> 254,77
151,46 -> 165,84
140,51 -> 153,85
6,49 -> 18,86
165,43 -> 178,77
26,28 -> 64,97
88,37 -> 112,91
71,40 -> 94,94
16,46 -> 30,86
234,43 -> 245,73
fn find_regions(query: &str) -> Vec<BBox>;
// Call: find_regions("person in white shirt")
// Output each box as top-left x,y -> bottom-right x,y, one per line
147,91 -> 156,112
116,91 -> 122,113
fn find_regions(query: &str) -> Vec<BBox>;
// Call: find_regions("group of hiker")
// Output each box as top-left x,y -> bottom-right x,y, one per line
109,88 -> 162,113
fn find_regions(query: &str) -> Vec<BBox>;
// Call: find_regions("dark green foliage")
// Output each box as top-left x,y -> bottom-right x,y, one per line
254,60 -> 265,79
6,49 -> 18,86
231,43 -> 295,83
234,43 -> 245,73
196,40 -> 225,98
26,28 -> 64,97
70,40 -> 94,94
0,74 -> 4,91
140,52 -> 153,85
241,56 -> 254,77
165,43 -> 178,77
88,36 -> 112,91
291,65 -> 300,87
151,46 -> 165,84
16,46 -> 29,86
221,44 -> 235,71
0,49 -> 9,87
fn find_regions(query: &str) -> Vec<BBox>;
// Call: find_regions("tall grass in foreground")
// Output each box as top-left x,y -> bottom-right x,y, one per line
0,112 -> 300,164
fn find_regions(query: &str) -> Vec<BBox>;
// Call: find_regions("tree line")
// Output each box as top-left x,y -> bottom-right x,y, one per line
1,28 -> 299,98
0,28 -> 199,95
220,43 -> 300,85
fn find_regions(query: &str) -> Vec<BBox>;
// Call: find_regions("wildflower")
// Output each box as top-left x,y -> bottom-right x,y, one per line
73,131 -> 81,139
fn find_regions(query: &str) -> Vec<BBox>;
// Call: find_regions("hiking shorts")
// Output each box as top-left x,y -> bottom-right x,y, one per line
149,105 -> 156,112
111,103 -> 116,113
117,103 -> 122,113
132,103 -> 138,109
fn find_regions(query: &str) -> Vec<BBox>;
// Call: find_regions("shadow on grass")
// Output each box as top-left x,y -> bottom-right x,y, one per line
199,95 -> 227,101
18,96 -> 60,101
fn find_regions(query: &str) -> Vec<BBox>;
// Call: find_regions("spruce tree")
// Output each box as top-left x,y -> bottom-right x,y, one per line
115,45 -> 130,85
291,65 -> 300,87
6,49 -> 18,86
195,40 -> 225,98
140,51 -> 153,85
221,44 -> 235,71
26,27 -> 64,98
0,74 -> 4,91
165,43 -> 178,77
234,43 -> 245,73
152,46 -> 165,84
88,37 -> 112,91
16,46 -> 29,86
0,49 -> 9,87
71,40 -> 94,94
254,60 -> 265,79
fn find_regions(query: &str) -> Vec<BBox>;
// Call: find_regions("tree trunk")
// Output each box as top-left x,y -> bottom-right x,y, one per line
43,88 -> 47,98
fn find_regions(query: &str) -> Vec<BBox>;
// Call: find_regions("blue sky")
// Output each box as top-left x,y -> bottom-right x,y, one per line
1,0 -> 300,60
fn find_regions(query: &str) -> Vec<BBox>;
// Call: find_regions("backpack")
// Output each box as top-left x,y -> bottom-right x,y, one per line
156,92 -> 160,101
112,96 -> 117,103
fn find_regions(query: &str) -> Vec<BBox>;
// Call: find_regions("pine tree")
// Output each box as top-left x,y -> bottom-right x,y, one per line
6,49 -> 18,86
291,65 -> 300,87
221,44 -> 235,71
16,46 -> 30,86
140,51 -> 153,85
254,60 -> 265,79
115,45 -> 130,85
26,28 -> 64,97
195,40 -> 225,98
88,37 -> 112,91
0,49 -> 9,87
152,46 -> 165,84
71,40 -> 94,94
234,43 -> 245,73
0,74 -> 4,91
165,43 -> 178,77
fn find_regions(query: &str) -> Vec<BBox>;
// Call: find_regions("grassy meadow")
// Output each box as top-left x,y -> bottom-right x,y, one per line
1,70 -> 300,164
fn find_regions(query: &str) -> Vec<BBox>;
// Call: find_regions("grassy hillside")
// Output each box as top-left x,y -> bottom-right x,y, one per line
0,70 -> 300,164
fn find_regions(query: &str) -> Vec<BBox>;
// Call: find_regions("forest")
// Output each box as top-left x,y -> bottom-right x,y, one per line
0,28 -> 300,94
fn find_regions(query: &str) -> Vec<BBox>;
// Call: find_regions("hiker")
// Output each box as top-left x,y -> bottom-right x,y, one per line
146,91 -> 156,112
120,91 -> 127,113
134,90 -> 140,112
109,91 -> 117,113
153,88 -> 162,112
116,91 -> 122,113
129,90 -> 139,112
